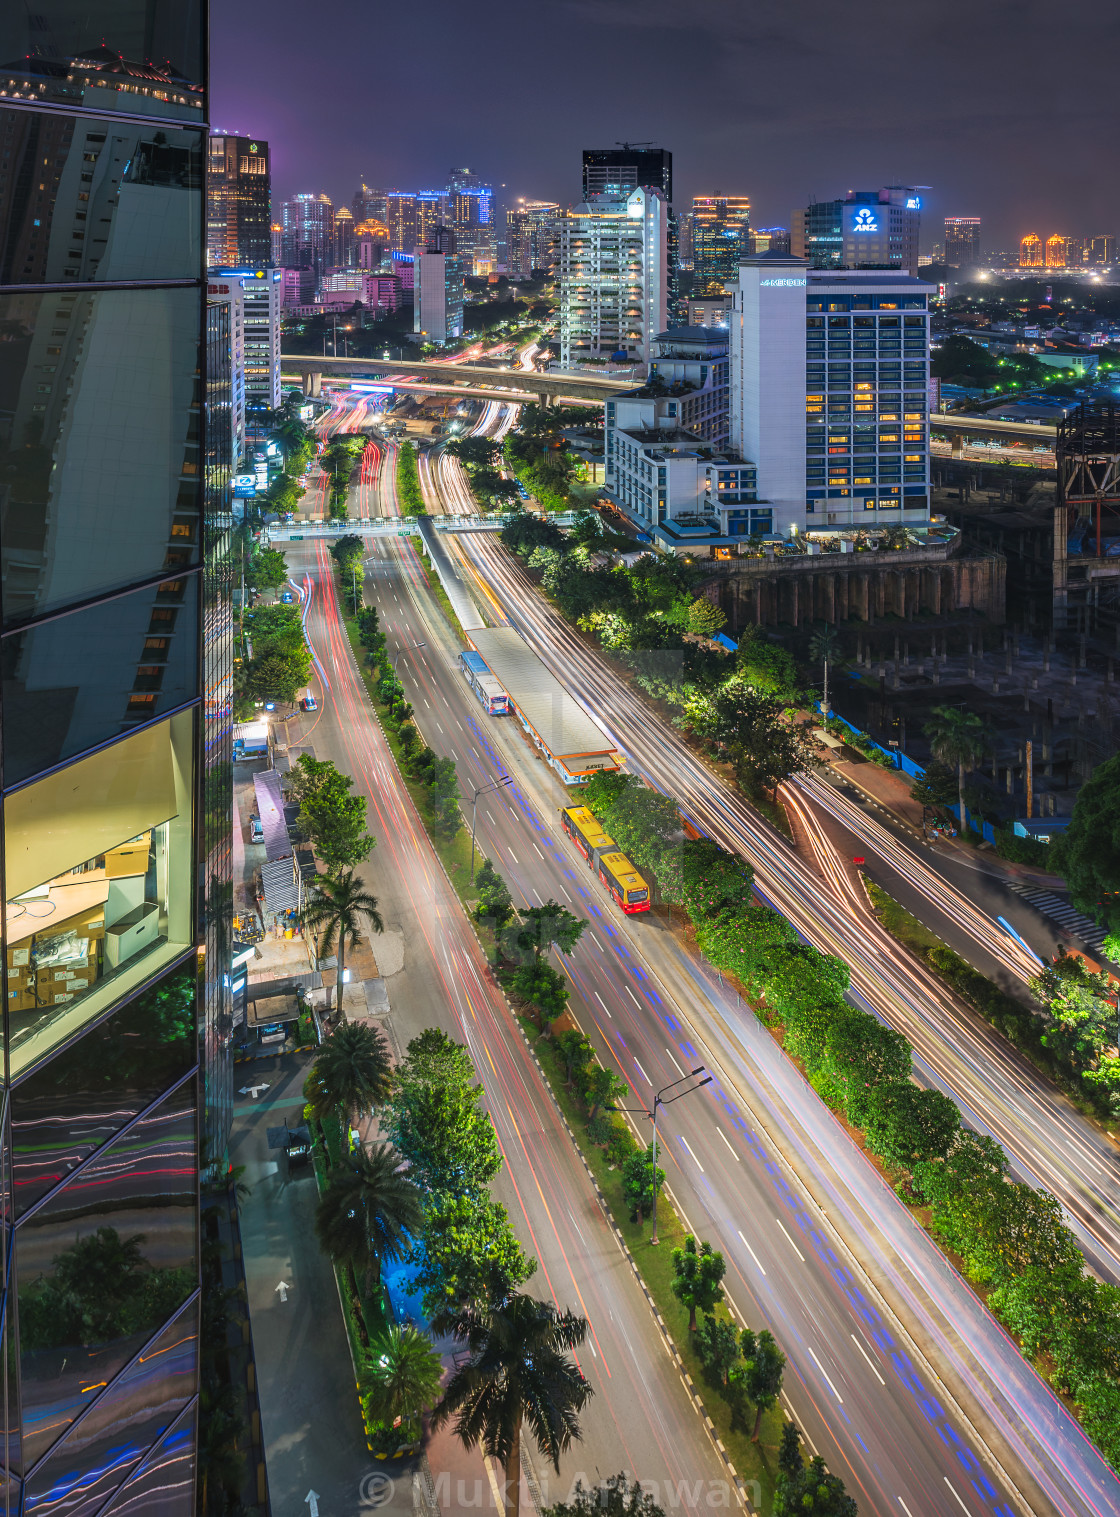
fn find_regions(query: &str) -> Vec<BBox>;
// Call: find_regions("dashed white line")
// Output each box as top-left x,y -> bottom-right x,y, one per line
775,1218 -> 805,1262
944,1480 -> 970,1516
679,1136 -> 704,1173
716,1127 -> 740,1161
624,985 -> 641,1008
898,1499 -> 916,1517
737,1231 -> 766,1276
590,936 -> 605,952
455,719 -> 464,731
807,1347 -> 843,1404
664,1046 -> 686,1077
593,992 -> 613,1019
486,810 -> 496,824
508,848 -> 519,863
532,843 -> 544,858
851,1333 -> 886,1386
422,696 -> 430,707
634,1058 -> 652,1086
436,722 -> 444,733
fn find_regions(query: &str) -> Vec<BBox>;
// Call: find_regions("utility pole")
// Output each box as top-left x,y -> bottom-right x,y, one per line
1025,739 -> 1033,820
470,775 -> 512,884
619,1067 -> 712,1244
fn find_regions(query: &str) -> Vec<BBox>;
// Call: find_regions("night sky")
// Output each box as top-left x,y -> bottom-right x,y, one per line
211,0 -> 1118,249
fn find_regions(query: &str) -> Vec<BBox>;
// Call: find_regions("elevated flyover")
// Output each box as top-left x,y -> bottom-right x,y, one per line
931,411 -> 1057,454
281,350 -> 628,404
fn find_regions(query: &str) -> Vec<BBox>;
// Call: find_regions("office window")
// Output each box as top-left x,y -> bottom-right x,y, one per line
0,111 -> 202,286
1,579 -> 199,788
15,1081 -> 197,1469
10,963 -> 195,1216
3,712 -> 194,1079
0,4 -> 203,119
0,289 -> 202,628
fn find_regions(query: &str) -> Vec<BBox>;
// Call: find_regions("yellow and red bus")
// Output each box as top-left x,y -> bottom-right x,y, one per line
561,805 -> 616,868
561,807 -> 649,913
597,852 -> 650,914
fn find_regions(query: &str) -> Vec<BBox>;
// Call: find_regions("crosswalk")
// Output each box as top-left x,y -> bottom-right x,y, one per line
1006,883 -> 1110,954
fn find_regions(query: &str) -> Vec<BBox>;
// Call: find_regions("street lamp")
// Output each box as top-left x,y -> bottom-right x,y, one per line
617,1066 -> 712,1244
470,775 -> 512,885
391,639 -> 426,676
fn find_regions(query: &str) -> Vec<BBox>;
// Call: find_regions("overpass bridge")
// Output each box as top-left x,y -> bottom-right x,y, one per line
280,351 -> 633,404
930,411 -> 1057,454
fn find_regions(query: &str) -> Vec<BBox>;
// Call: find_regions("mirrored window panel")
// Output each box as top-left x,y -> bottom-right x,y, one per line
11,963 -> 195,1216
22,1300 -> 197,1516
97,1404 -> 195,1517
2,577 -> 199,789
0,287 -> 201,628
0,110 -> 202,286
4,711 -> 195,1078
15,1083 -> 197,1469
0,4 -> 203,120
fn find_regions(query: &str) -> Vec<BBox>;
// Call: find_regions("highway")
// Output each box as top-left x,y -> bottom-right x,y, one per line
451,529 -> 1120,1284
408,524 -> 1120,1517
282,537 -> 731,1510
354,488 -> 1119,1517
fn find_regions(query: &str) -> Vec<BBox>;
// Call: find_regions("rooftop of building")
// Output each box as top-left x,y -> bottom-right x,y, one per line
653,326 -> 729,349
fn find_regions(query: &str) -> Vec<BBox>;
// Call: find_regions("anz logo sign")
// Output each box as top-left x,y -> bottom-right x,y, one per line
852,208 -> 879,233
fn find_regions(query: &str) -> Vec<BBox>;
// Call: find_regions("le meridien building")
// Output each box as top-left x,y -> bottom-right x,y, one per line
0,0 -> 230,1511
558,188 -> 668,366
729,254 -> 933,534
206,134 -> 271,267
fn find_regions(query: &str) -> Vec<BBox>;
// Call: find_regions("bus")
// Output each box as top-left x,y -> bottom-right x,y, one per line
561,806 -> 616,871
597,852 -> 650,914
561,807 -> 650,914
458,649 -> 509,715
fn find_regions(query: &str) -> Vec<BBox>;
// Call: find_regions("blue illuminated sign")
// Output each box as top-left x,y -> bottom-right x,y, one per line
852,209 -> 878,233
906,197 -> 921,210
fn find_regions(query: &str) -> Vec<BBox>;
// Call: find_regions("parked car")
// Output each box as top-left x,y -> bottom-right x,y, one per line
249,814 -> 264,842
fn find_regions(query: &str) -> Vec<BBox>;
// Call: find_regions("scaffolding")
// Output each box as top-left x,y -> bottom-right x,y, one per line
1053,403 -> 1120,629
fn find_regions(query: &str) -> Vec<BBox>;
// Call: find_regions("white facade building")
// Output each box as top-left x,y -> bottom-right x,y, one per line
558,188 -> 667,367
206,275 -> 246,464
413,246 -> 464,345
729,254 -> 933,538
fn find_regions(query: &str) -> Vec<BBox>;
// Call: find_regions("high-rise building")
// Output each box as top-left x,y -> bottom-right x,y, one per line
690,196 -> 751,292
840,186 -> 922,276
1046,233 -> 1072,268
0,4 -> 226,1511
558,188 -> 669,366
1088,235 -> 1117,265
505,200 -> 561,278
414,227 -> 464,344
447,170 -> 495,274
385,192 -> 444,258
582,145 -> 672,202
280,192 -> 333,272
334,206 -> 355,267
352,182 -> 388,223
750,227 -> 791,256
271,221 -> 283,264
943,217 -> 981,268
728,254 -> 933,536
791,199 -> 844,269
206,134 -> 271,267
206,275 -> 247,465
208,268 -> 282,434
1020,234 -> 1043,267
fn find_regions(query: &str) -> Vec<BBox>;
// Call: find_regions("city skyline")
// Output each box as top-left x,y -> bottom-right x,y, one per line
211,0 -> 1117,245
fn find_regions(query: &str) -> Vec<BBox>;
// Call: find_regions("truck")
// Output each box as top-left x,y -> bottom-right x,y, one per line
458,649 -> 509,715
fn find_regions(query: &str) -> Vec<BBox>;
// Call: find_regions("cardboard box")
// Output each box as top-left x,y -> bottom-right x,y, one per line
8,990 -> 36,1012
103,836 -> 151,879
6,947 -> 30,970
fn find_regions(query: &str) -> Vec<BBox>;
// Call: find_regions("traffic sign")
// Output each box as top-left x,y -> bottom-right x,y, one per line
290,534 -> 304,540
398,529 -> 409,536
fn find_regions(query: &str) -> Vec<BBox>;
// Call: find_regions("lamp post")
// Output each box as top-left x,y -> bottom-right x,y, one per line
618,1066 -> 712,1244
470,775 -> 512,885
391,639 -> 426,676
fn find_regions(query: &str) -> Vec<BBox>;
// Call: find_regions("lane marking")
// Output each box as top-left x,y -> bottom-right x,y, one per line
679,1136 -> 704,1173
624,985 -> 642,1008
775,1218 -> 805,1262
590,936 -> 605,952
851,1333 -> 886,1386
944,1480 -> 970,1516
716,1127 -> 740,1161
532,843 -> 544,859
737,1231 -> 766,1276
508,848 -> 519,863
664,1046 -> 686,1077
634,1058 -> 652,1086
898,1500 -> 916,1517
593,992 -> 613,1020
807,1346 -> 843,1404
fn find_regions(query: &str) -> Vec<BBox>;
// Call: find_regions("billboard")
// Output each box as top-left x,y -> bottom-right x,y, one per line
233,475 -> 258,497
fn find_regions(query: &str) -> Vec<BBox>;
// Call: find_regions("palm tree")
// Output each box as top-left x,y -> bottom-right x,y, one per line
924,705 -> 987,835
315,1142 -> 423,1292
359,1324 -> 443,1445
808,625 -> 843,719
432,1293 -> 593,1517
306,1019 -> 393,1130
301,870 -> 384,1018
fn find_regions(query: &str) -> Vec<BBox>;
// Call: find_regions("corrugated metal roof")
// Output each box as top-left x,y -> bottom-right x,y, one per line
261,856 -> 298,913
468,628 -> 616,762
253,770 -> 292,863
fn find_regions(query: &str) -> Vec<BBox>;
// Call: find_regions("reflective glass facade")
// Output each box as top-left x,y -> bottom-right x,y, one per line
0,2 -> 213,1510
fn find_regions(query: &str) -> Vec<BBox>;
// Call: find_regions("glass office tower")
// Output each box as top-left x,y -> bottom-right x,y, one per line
0,1 -> 226,1512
